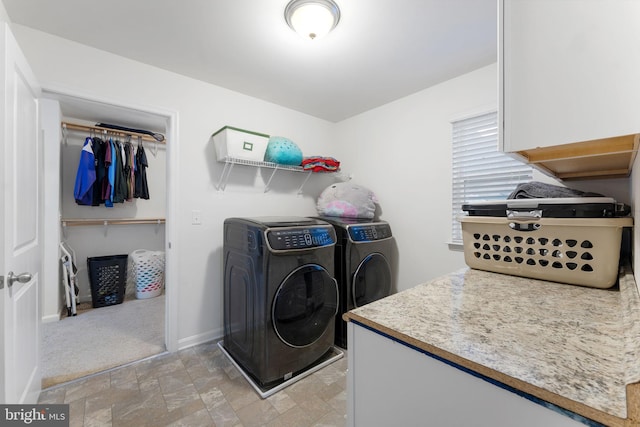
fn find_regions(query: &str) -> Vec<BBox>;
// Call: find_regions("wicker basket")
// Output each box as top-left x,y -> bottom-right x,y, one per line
459,216 -> 633,288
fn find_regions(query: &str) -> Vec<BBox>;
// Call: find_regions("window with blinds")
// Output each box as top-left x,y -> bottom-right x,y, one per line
451,111 -> 533,243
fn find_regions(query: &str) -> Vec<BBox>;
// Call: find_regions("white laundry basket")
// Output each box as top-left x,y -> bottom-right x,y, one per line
130,249 -> 165,299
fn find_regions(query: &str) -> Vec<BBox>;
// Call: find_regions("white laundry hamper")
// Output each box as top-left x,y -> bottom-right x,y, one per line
130,249 -> 165,299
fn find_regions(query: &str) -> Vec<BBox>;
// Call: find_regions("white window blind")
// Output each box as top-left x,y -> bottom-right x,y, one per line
451,111 -> 533,243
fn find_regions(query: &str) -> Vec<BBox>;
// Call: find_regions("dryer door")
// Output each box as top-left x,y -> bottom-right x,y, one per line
353,253 -> 392,308
273,264 -> 338,348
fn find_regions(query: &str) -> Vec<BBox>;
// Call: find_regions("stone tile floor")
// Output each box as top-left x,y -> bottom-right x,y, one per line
38,341 -> 347,427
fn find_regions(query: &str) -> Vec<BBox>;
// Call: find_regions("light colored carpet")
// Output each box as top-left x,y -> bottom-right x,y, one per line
42,294 -> 165,389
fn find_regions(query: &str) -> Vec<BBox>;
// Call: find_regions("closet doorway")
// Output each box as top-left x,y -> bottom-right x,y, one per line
40,90 -> 178,388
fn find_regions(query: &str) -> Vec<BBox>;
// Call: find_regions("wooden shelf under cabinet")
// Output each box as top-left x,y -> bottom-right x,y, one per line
515,134 -> 639,180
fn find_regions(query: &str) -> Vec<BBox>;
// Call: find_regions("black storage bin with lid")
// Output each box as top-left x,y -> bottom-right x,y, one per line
461,197 -> 630,218
87,254 -> 128,307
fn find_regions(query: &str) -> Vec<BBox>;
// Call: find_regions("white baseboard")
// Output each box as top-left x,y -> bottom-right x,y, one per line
41,311 -> 61,323
177,328 -> 223,351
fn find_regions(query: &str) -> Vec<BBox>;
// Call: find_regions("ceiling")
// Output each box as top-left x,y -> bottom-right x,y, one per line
3,0 -> 497,123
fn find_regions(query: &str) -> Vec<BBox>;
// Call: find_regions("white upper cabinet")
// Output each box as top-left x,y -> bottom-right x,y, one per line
500,0 -> 640,154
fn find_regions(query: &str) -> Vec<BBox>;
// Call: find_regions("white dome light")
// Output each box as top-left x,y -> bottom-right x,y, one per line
285,0 -> 341,41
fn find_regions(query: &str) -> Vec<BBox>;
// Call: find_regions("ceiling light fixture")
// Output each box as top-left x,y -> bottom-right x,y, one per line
284,0 -> 341,41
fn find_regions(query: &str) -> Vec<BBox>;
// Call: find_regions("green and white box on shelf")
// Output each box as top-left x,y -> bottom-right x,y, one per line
212,126 -> 269,162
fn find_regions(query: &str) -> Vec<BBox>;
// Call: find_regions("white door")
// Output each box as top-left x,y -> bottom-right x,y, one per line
0,23 -> 42,404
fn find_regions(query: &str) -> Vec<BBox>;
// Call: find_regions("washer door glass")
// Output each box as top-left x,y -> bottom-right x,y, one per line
273,264 -> 338,348
353,253 -> 391,308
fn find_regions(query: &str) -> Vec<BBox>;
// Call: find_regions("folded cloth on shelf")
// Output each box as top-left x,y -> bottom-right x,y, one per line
508,181 -> 604,199
301,156 -> 340,172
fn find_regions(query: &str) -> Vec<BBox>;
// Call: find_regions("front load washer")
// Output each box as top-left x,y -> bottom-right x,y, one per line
223,216 -> 338,387
315,217 -> 396,349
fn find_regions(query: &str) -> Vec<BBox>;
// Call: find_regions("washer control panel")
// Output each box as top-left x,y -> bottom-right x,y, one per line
348,223 -> 392,242
266,226 -> 336,251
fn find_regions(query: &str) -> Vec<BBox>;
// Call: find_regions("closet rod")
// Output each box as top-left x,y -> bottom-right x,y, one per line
61,122 -> 166,144
61,218 -> 166,227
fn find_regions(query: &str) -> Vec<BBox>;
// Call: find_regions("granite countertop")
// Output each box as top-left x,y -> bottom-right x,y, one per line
344,267 -> 640,427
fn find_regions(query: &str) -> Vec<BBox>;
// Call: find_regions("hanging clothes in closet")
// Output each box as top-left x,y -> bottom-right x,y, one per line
73,132 -> 152,206
91,137 -> 106,206
105,137 -> 115,207
134,138 -> 150,200
73,137 -> 96,205
124,140 -> 134,201
113,139 -> 127,203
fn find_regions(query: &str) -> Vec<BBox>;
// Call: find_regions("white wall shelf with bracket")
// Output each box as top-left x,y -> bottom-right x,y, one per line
216,157 -> 348,194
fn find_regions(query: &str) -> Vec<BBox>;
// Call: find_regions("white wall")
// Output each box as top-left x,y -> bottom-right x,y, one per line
12,19 -> 631,349
335,64 -> 498,290
11,25 -> 339,347
0,1 -> 7,23
334,61 -> 632,292
40,99 -> 62,322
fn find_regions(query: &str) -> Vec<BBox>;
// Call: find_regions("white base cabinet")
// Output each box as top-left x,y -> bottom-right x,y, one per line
346,322 -> 586,427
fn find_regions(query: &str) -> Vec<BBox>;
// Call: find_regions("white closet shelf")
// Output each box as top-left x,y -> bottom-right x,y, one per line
221,157 -> 307,171
61,218 -> 165,226
62,122 -> 166,144
216,157 -> 347,194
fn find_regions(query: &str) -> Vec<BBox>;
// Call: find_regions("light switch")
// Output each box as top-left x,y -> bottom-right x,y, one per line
192,210 -> 202,225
